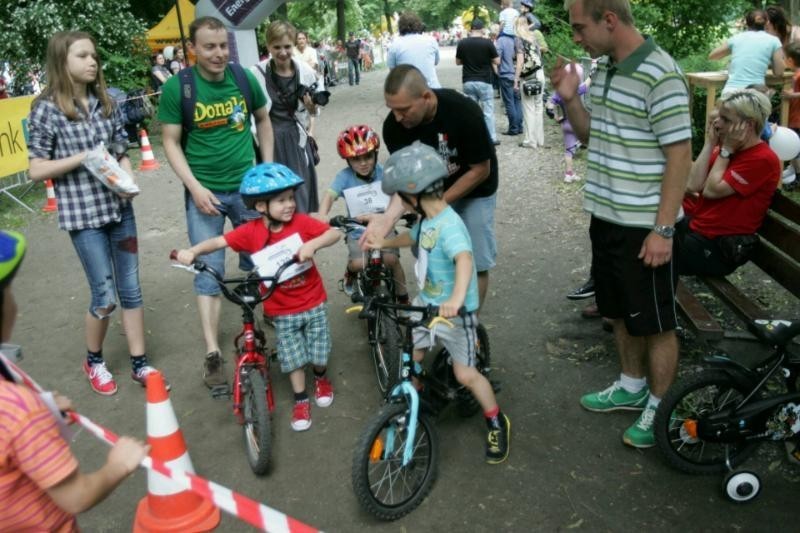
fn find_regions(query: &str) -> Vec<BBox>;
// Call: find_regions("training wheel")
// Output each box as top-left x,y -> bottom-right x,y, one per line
723,470 -> 761,503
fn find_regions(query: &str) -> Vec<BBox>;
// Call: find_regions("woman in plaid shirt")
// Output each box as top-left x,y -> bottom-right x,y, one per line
27,31 -> 163,396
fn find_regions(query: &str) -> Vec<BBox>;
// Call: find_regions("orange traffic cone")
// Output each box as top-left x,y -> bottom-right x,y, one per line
42,179 -> 57,212
133,371 -> 220,532
138,129 -> 160,171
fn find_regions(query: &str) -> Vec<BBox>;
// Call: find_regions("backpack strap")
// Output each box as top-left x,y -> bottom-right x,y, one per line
178,66 -> 196,150
228,62 -> 254,115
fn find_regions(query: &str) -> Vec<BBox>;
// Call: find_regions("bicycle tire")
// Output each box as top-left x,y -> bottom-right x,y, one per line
242,368 -> 271,475
654,370 -> 758,475
371,309 -> 402,394
430,323 -> 491,417
352,402 -> 439,521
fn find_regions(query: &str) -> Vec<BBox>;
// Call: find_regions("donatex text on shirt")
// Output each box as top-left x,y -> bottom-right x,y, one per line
193,95 -> 249,132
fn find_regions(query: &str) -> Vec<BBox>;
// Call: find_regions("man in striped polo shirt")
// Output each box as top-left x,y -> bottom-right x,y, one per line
551,0 -> 692,448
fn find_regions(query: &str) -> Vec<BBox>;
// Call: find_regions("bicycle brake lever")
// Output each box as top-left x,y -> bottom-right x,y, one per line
428,316 -> 455,329
170,263 -> 200,274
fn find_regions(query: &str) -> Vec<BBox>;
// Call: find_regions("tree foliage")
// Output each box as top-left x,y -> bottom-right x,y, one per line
0,0 -> 150,91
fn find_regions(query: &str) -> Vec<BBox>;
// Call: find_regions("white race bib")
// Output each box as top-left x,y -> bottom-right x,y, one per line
250,233 -> 312,287
414,247 -> 428,292
343,181 -> 390,217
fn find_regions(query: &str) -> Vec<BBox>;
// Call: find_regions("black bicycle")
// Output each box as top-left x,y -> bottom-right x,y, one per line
330,214 -> 415,393
654,319 -> 800,502
350,297 -> 494,520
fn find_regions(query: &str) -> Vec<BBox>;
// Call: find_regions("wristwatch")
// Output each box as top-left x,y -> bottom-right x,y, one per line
719,147 -> 732,159
653,224 -> 675,238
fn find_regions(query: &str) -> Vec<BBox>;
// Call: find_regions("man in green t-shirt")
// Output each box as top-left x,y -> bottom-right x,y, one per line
159,16 -> 274,391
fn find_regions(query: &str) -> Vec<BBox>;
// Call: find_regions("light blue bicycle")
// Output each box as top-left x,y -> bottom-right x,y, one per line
349,297 -> 493,520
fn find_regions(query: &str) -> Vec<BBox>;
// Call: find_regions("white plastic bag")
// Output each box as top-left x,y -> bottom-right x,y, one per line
82,143 -> 140,194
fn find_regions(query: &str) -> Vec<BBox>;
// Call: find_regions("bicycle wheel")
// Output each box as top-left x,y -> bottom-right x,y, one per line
654,370 -> 758,474
242,368 -> 271,475
371,309 -> 402,394
352,402 -> 439,520
430,324 -> 492,417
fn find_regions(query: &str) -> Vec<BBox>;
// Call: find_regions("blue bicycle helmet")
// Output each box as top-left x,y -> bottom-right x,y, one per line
240,163 -> 304,208
0,230 -> 26,289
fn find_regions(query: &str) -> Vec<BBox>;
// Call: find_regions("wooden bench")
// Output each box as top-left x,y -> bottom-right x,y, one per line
676,191 -> 800,341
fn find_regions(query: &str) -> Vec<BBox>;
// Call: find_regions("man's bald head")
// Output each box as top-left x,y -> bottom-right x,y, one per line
384,64 -> 430,98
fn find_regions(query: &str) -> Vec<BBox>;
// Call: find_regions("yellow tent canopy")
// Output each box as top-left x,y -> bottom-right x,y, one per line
146,0 -> 195,52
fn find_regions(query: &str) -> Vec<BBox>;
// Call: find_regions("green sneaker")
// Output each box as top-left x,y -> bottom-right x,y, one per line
623,404 -> 657,448
580,381 -> 649,412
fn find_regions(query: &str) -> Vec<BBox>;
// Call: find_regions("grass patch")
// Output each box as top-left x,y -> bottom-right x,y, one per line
0,181 -> 49,229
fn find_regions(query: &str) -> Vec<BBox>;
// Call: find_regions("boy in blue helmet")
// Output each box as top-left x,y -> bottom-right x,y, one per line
364,142 -> 510,464
176,163 -> 341,431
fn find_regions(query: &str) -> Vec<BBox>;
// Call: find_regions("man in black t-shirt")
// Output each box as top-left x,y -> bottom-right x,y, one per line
363,65 -> 498,309
456,18 -> 501,145
344,32 -> 361,85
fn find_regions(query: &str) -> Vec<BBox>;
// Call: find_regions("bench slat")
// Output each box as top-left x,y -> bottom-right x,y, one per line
700,276 -> 769,323
758,213 -> 800,264
675,281 -> 723,340
771,191 -> 800,225
751,243 -> 800,300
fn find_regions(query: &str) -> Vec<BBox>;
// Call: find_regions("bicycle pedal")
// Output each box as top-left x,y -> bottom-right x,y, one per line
209,384 -> 232,399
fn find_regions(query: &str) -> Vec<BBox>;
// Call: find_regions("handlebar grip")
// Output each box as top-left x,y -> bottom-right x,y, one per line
169,249 -> 178,261
329,215 -> 347,228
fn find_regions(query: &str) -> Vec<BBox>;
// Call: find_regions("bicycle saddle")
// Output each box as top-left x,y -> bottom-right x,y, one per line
748,319 -> 800,347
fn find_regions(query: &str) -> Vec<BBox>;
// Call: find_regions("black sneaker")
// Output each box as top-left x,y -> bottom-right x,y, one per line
567,278 -> 595,300
203,351 -> 227,389
486,413 -> 511,464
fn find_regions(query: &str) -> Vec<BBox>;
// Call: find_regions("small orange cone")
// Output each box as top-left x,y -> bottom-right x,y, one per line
138,129 -> 160,171
42,179 -> 57,212
133,371 -> 220,532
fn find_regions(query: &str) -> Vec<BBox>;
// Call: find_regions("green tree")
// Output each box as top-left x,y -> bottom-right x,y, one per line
0,0 -> 150,91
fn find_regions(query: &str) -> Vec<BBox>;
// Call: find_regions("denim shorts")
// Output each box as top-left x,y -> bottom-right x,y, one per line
450,194 -> 497,272
273,303 -> 331,373
185,189 -> 260,296
69,202 -> 143,318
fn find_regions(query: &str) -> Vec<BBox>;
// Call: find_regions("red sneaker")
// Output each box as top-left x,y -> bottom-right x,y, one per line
314,376 -> 334,407
83,361 -> 118,396
291,400 -> 312,431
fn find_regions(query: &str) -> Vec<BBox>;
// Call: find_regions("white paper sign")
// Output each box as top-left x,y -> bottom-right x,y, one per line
250,233 -> 312,286
343,181 -> 390,217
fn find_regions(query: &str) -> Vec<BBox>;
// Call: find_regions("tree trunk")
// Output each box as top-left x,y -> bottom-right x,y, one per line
383,0 -> 393,34
337,0 -> 346,42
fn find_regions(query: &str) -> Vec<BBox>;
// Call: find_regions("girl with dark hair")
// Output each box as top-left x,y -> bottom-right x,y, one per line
765,4 -> 800,46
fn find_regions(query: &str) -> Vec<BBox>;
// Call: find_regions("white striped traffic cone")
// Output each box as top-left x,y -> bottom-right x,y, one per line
138,129 -> 160,171
133,371 -> 220,532
42,179 -> 57,212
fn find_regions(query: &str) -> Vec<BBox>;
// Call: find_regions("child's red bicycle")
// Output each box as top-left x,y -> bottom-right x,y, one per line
170,250 -> 297,475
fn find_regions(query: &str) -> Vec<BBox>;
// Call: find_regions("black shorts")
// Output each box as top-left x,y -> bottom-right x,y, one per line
590,217 -> 679,336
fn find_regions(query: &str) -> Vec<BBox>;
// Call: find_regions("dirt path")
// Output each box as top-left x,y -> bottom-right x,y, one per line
12,47 -> 797,532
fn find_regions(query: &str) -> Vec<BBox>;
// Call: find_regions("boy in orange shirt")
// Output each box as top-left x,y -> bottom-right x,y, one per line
0,230 -> 149,531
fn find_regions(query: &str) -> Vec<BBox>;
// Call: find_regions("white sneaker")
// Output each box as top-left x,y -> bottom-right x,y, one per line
564,172 -> 581,183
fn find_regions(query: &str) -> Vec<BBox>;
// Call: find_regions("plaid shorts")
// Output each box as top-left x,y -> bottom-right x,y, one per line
274,303 -> 331,373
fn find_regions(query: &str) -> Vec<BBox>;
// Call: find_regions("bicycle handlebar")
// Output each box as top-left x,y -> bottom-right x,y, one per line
329,213 -> 417,231
350,295 -> 466,328
169,249 -> 300,308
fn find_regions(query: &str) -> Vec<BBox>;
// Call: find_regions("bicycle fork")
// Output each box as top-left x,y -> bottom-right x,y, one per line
384,354 -> 421,467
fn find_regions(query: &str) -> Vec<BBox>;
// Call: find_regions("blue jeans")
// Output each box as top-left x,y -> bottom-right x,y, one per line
463,81 -> 497,143
69,202 -> 143,318
185,189 -> 259,296
348,57 -> 360,85
499,77 -> 523,133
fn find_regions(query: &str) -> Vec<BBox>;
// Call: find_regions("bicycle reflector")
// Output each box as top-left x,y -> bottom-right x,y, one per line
369,437 -> 384,463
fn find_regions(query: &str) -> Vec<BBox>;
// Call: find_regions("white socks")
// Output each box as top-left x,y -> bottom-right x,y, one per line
619,373 -> 646,393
